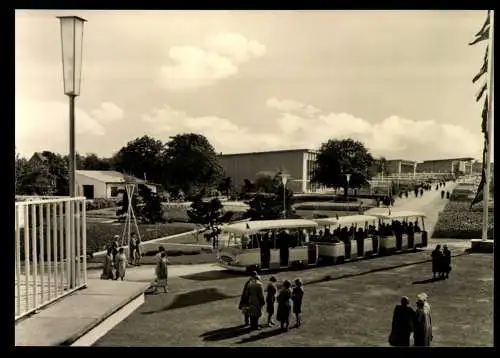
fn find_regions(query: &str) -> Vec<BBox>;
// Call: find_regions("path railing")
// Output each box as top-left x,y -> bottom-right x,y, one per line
15,196 -> 87,321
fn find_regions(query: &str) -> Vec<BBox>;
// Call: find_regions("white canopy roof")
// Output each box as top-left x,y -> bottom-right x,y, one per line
222,219 -> 318,235
314,214 -> 378,226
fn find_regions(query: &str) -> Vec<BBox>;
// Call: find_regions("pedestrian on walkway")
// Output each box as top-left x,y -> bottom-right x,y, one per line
277,280 -> 292,331
265,276 -> 278,327
239,271 -> 257,326
115,247 -> 128,281
441,190 -> 445,199
292,278 -> 304,328
101,247 -> 114,280
389,296 -> 415,347
431,245 -> 443,279
153,251 -> 169,293
247,274 -> 265,330
443,245 -> 452,279
413,297 -> 433,346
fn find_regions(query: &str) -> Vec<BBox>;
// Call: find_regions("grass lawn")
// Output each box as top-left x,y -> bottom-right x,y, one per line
95,251 -> 493,347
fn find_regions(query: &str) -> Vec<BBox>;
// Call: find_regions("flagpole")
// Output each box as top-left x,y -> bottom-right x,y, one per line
482,10 -> 494,241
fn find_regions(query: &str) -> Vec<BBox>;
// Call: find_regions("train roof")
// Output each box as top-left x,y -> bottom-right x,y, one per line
222,219 -> 318,235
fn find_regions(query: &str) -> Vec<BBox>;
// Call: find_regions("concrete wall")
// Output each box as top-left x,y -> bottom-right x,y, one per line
219,150 -> 309,193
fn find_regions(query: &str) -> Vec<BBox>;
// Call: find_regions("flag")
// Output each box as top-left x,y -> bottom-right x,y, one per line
471,146 -> 487,208
476,82 -> 488,102
470,97 -> 490,208
469,11 -> 491,46
472,47 -> 488,83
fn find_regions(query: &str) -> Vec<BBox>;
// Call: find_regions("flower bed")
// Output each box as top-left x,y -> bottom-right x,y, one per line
433,185 -> 494,239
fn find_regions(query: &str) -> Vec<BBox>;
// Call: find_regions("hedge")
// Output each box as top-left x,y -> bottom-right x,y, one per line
443,200 -> 494,213
18,222 -> 196,260
293,202 -> 375,212
86,198 -> 117,211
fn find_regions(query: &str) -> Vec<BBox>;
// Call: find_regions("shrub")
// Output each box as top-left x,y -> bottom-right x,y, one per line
432,211 -> 494,239
293,202 -> 375,212
86,198 -> 117,211
331,196 -> 359,203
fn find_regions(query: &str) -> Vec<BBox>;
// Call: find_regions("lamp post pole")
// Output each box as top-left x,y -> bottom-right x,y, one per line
280,173 -> 289,219
58,15 -> 86,289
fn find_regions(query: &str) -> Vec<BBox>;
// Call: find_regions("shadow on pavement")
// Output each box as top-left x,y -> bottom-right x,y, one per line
237,327 -> 286,344
412,276 -> 446,285
180,270 -> 240,281
200,324 -> 253,341
142,288 -> 234,314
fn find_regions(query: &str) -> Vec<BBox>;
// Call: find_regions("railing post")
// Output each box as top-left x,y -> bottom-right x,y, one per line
65,201 -> 71,289
82,199 -> 87,284
31,204 -> 38,309
39,204 -> 45,303
23,205 -> 30,312
75,200 -> 81,287
15,205 -> 22,317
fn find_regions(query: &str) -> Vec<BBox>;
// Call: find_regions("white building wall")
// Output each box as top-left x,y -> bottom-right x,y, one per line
75,175 -> 107,199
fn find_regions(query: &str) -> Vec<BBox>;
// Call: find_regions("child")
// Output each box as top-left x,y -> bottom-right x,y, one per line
153,251 -> 169,293
265,276 -> 278,326
292,278 -> 304,327
276,280 -> 292,331
115,247 -> 128,281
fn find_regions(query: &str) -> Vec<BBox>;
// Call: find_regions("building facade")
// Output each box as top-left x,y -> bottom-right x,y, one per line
385,159 -> 418,175
218,149 -> 323,193
76,170 -> 157,199
417,158 -> 474,174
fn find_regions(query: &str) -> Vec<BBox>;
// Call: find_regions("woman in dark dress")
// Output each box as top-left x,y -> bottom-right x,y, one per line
277,280 -> 292,331
431,245 -> 443,279
442,245 -> 452,278
389,296 -> 415,346
265,276 -> 277,326
292,278 -> 304,327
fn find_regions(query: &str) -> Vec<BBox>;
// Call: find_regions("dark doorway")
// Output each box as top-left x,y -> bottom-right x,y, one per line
83,185 -> 94,199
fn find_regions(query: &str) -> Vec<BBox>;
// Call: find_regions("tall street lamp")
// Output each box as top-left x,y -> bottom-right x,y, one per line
58,15 -> 86,289
58,15 -> 86,197
280,173 -> 290,219
345,173 -> 351,199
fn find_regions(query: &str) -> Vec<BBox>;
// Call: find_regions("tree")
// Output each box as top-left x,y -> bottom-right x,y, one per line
116,184 -> 165,224
217,177 -> 233,196
187,195 -> 224,248
42,151 -> 69,195
15,153 -> 28,195
240,179 -> 254,196
81,153 -> 112,170
137,185 -> 166,224
312,138 -> 375,196
17,160 -> 56,195
112,136 -> 165,185
245,174 -> 295,220
163,133 -> 223,197
253,175 -> 278,193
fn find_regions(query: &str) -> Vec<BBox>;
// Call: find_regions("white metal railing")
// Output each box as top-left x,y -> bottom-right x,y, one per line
15,196 -> 87,320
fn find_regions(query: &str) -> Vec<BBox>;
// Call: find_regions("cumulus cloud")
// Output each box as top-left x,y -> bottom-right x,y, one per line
142,99 -> 483,162
266,98 -> 483,161
91,102 -> 124,122
160,32 -> 266,90
15,99 -> 123,156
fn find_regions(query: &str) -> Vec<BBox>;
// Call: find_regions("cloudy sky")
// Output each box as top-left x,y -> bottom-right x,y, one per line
16,10 -> 492,161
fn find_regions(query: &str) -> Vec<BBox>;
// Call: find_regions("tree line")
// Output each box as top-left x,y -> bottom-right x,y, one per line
16,133 -> 388,199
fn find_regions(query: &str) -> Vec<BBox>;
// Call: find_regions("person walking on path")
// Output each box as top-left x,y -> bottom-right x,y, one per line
413,298 -> 433,346
277,280 -> 293,331
265,276 -> 278,327
389,296 -> 415,347
115,247 -> 128,281
292,278 -> 304,328
431,245 -> 443,279
152,251 -> 169,293
101,247 -> 115,280
246,274 -> 265,330
442,245 -> 452,279
239,271 -> 257,326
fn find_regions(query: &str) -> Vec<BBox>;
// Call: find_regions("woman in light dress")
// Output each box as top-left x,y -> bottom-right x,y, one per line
414,293 -> 433,346
115,247 -> 128,281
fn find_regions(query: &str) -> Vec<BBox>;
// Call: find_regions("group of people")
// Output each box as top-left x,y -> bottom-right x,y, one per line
101,236 -> 128,281
390,293 -> 433,347
239,271 -> 304,331
431,244 -> 452,279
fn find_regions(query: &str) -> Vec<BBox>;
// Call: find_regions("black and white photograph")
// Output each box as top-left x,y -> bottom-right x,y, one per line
14,10 -> 493,347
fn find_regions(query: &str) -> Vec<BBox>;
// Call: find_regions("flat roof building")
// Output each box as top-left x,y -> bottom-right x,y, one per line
417,157 -> 474,174
218,149 -> 323,193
